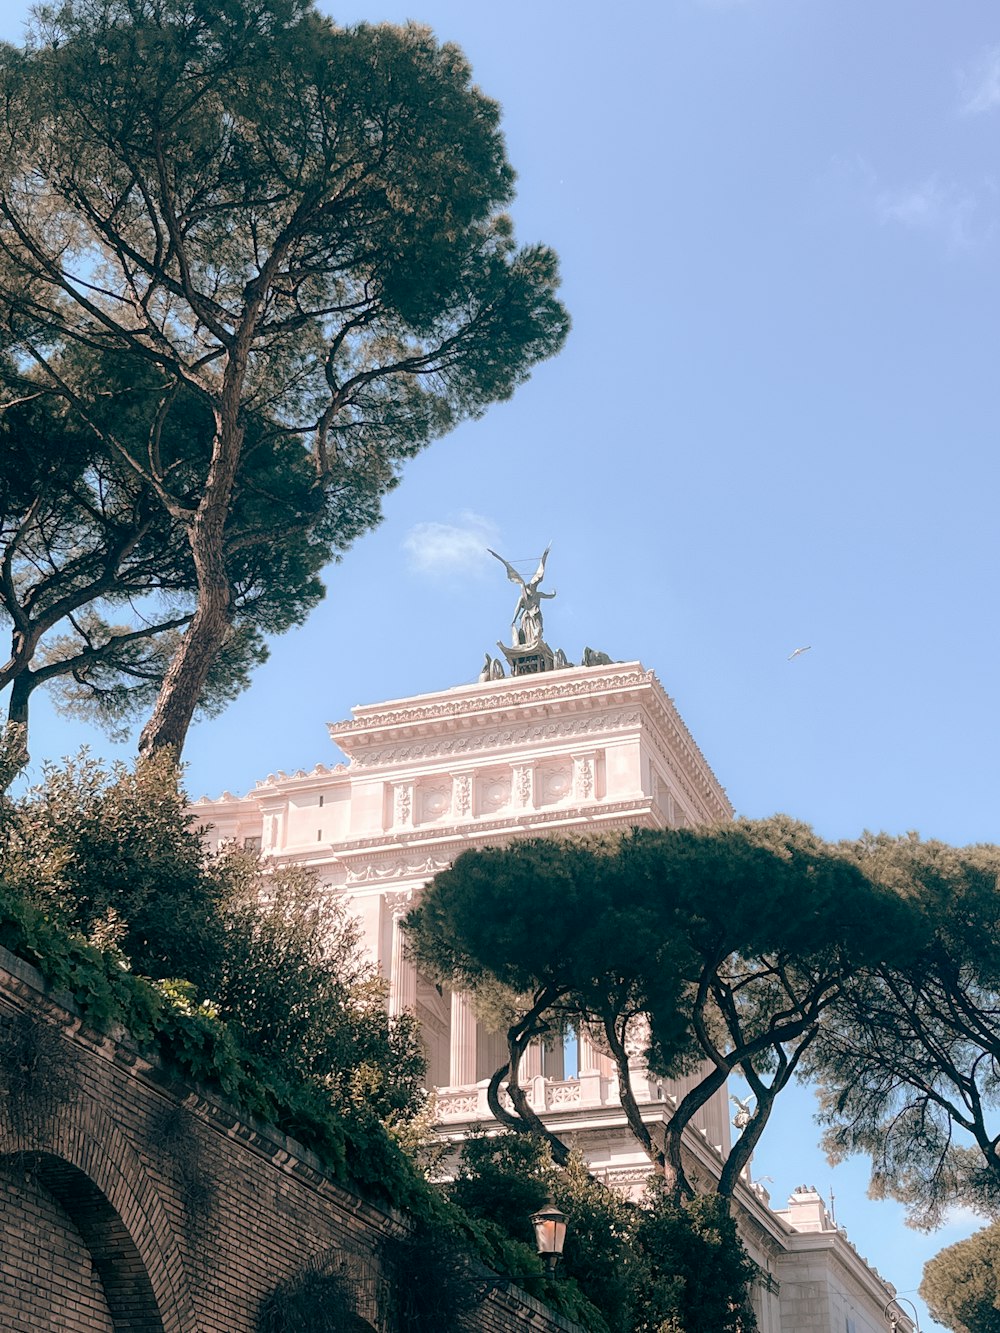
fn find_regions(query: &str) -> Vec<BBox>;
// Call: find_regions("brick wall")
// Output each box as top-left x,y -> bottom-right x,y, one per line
0,1158 -> 117,1331
0,945 -> 577,1333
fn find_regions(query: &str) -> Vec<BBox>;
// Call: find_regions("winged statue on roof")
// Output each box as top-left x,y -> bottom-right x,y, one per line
488,544 -> 556,648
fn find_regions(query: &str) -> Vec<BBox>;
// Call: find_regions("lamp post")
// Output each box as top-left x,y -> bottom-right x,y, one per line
531,1197 -> 568,1276
884,1296 -> 921,1333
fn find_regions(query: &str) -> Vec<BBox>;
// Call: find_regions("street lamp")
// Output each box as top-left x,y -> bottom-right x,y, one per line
884,1297 -> 921,1333
531,1197 -> 568,1276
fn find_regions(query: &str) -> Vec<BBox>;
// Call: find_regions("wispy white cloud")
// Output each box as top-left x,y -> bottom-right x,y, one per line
403,511 -> 500,579
959,45 -> 1000,116
819,155 -> 993,254
875,175 -> 979,250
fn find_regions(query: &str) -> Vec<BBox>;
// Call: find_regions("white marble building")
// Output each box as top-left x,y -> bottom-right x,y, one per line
192,660 -> 910,1333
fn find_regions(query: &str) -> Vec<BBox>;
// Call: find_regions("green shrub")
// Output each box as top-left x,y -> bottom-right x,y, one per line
633,1186 -> 757,1333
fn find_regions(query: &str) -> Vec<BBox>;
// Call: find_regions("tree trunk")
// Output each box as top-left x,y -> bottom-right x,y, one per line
0,670 -> 30,792
137,580 -> 231,757
502,1029 -> 572,1167
603,1014 -> 668,1176
717,1035 -> 816,1197
662,1065 -> 731,1202
484,994 -> 573,1166
138,412 -> 243,757
717,1095 -> 775,1198
7,669 -> 31,728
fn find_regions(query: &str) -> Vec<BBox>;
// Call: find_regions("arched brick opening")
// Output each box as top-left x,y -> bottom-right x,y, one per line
0,1084 -> 198,1331
2,1150 -> 164,1331
0,1154 -> 114,1330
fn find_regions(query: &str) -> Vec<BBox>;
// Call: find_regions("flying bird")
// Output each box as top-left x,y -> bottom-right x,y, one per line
787,646 -> 811,661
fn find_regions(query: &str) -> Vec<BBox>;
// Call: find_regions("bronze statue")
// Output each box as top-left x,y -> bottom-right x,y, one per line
488,545 -> 556,648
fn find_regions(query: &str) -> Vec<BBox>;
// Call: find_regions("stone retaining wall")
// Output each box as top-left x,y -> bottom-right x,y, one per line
0,945 -> 576,1333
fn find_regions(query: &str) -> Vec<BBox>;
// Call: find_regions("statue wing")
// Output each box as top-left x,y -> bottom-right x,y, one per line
487,548 -> 525,589
528,543 -> 552,589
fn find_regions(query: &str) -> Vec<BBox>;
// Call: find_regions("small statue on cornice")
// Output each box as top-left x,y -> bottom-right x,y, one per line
488,545 -> 556,648
478,652 -> 506,682
582,646 -> 614,667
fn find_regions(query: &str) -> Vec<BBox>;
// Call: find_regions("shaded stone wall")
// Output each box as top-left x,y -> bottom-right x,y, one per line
0,945 -> 576,1333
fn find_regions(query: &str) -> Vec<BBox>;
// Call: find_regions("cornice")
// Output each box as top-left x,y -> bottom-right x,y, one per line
642,702 -> 732,823
332,798 -> 658,881
327,664 -> 653,747
322,663 -> 732,822
639,685 -> 732,824
192,761 -> 348,806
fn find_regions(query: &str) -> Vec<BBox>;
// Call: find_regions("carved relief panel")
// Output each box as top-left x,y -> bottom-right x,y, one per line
535,759 -> 573,807
572,749 -> 604,802
416,779 -> 452,825
475,768 -> 512,817
385,781 -> 414,829
451,771 -> 473,819
511,763 -> 534,810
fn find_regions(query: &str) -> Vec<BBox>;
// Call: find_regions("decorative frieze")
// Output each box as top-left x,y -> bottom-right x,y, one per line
335,798 -> 658,885
351,707 -> 642,769
345,855 -> 452,886
326,665 -> 731,824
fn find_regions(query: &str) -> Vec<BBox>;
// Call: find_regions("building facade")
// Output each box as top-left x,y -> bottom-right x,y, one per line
193,660 -> 909,1333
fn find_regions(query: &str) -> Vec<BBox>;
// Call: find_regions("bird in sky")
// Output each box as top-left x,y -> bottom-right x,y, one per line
787,646 -> 811,661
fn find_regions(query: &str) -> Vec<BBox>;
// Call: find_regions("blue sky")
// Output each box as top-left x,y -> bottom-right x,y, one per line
4,0 -> 1000,1324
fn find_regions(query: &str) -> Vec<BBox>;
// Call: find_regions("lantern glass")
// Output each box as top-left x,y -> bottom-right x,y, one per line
531,1200 -> 567,1258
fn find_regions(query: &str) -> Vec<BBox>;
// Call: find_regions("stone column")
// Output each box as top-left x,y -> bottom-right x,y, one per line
449,992 -> 478,1087
577,1025 -> 601,1074
388,900 -> 416,1016
521,1040 -> 543,1079
578,1026 -> 615,1078
544,1036 -> 565,1081
476,1029 -> 508,1083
